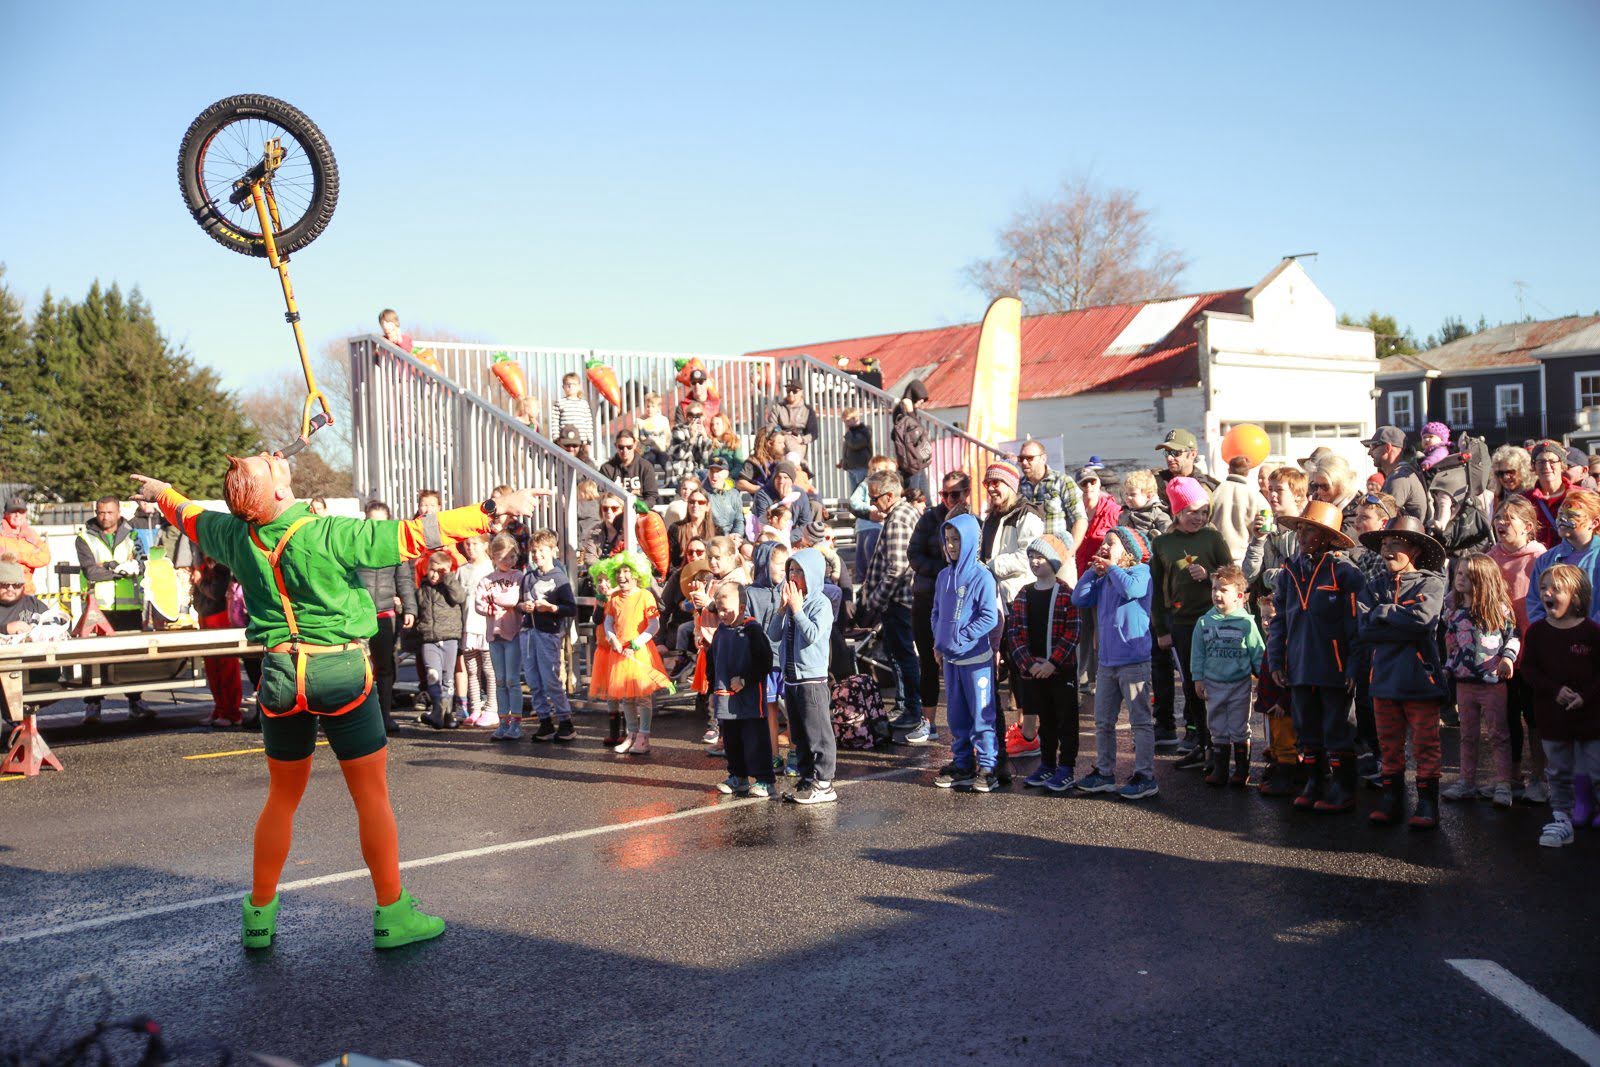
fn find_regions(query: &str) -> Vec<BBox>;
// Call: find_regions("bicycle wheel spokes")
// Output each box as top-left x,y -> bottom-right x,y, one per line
197,116 -> 318,239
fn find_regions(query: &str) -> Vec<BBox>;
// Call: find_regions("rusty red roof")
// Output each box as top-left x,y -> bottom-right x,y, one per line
746,289 -> 1250,406
1378,316 -> 1600,376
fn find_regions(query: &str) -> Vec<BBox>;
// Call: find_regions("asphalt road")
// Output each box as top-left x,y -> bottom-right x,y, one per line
2,695 -> 1598,1066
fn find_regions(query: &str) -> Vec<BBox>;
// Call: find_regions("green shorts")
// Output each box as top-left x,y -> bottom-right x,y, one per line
258,647 -> 386,762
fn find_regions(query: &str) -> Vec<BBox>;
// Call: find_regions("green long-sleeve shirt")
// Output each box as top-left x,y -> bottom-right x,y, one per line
1190,606 -> 1265,683
1148,526 -> 1233,637
160,489 -> 490,648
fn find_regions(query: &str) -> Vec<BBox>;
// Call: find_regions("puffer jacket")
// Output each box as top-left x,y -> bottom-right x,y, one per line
359,560 -> 417,619
416,572 -> 466,642
1359,567 -> 1447,701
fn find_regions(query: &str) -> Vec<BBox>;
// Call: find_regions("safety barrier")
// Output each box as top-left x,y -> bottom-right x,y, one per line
348,336 -> 637,576
772,353 -> 1011,501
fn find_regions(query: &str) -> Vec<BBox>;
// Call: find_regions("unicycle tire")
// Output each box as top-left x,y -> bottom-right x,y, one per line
178,93 -> 339,258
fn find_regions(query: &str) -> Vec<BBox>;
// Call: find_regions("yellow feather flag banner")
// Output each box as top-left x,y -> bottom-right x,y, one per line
965,295 -> 1023,483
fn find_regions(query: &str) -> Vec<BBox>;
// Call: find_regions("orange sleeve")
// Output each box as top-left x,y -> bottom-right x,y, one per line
158,487 -> 205,543
393,504 -> 491,561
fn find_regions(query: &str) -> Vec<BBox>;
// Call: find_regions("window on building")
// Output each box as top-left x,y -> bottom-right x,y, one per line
1387,392 -> 1414,431
1444,388 -> 1472,428
1495,384 -> 1524,426
1578,372 -> 1600,410
1286,422 -> 1366,439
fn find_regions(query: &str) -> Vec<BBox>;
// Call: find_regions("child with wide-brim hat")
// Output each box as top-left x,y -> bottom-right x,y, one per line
1276,500 -> 1355,551
1265,499 -> 1366,813
1357,515 -> 1446,572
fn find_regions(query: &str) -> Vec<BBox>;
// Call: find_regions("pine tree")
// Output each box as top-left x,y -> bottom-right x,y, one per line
0,266 -> 37,484
23,280 -> 256,501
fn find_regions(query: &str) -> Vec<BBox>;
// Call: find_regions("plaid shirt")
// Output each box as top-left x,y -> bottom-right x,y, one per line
1004,584 -> 1080,673
860,499 -> 919,614
1019,469 -> 1085,540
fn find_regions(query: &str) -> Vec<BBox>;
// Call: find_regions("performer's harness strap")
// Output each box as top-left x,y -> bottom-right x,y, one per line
249,516 -> 373,718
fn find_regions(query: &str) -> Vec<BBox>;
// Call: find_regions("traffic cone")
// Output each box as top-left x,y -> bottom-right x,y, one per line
2,717 -> 64,776
73,591 -> 115,638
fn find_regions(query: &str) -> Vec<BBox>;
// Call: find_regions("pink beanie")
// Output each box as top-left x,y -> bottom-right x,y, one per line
1165,475 -> 1210,515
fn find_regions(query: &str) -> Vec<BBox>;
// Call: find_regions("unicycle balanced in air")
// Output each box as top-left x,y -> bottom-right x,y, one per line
177,94 -> 340,456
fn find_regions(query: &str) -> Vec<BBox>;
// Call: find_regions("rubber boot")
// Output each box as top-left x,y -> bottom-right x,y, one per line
1368,775 -> 1406,826
1574,774 -> 1595,827
1293,752 -> 1326,811
373,889 -> 446,950
1204,743 -> 1231,787
420,706 -> 446,730
1409,778 -> 1440,831
1259,761 -> 1298,797
1230,743 -> 1251,787
1314,751 -> 1359,813
242,893 -> 280,950
603,712 -> 624,747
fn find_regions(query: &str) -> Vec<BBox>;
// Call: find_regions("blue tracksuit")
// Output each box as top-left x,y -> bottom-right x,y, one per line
931,514 -> 1001,771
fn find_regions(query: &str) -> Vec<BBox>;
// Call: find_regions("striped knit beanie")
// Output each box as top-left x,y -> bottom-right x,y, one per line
1107,525 -> 1151,565
985,459 -> 1021,492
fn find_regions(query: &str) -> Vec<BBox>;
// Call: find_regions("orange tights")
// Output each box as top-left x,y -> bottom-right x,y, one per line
251,749 -> 402,908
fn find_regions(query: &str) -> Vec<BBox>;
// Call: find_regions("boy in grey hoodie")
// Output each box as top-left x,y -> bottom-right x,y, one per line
771,547 -> 837,804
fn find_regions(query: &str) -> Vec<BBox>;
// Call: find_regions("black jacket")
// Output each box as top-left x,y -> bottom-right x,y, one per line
908,503 -> 955,598
600,454 -> 659,501
415,572 -> 466,642
359,561 -> 417,619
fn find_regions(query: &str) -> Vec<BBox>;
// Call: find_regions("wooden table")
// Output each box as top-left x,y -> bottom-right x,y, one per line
1,628 -> 264,776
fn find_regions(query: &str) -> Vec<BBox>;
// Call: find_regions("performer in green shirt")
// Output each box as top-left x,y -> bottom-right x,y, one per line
133,454 -> 548,951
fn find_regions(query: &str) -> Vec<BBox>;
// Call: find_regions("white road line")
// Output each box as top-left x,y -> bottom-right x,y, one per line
1449,959 -> 1600,1065
0,765 -> 920,947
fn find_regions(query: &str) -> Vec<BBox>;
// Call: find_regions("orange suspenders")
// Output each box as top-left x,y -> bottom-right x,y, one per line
248,517 -> 374,718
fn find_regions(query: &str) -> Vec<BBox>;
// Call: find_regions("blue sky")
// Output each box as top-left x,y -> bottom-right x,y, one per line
2,1 -> 1596,391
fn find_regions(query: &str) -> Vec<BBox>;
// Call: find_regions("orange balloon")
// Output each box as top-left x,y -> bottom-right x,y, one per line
1221,423 -> 1270,467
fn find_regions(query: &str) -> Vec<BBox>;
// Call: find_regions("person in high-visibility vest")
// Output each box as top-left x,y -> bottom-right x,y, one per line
132,456 -> 549,952
74,495 -> 155,723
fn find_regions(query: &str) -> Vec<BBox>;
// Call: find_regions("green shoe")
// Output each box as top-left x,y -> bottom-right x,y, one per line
373,889 -> 446,950
241,893 -> 279,950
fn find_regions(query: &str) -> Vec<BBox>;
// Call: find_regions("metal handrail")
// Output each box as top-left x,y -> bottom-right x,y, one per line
349,335 -> 639,575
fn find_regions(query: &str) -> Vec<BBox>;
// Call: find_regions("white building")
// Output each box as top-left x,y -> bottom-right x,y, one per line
749,259 -> 1380,476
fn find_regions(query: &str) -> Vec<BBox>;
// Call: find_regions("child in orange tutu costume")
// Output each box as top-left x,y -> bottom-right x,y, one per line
589,551 -> 673,754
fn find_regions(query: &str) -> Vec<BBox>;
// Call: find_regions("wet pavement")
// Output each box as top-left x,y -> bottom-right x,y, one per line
2,696 -> 1598,1065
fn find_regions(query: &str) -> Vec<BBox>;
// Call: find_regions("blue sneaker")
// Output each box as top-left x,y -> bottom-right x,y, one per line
1023,764 -> 1057,788
890,709 -> 922,731
904,718 -> 935,745
1076,771 -> 1118,794
1045,766 -> 1078,793
717,775 -> 750,795
1119,772 -> 1159,800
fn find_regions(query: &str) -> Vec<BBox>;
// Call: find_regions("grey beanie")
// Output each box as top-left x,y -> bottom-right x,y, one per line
1026,536 -> 1063,569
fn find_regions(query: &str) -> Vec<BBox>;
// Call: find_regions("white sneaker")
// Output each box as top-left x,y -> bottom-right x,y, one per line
1525,779 -> 1549,804
614,733 -> 634,754
1442,780 -> 1477,802
702,727 -> 721,745
1492,783 -> 1514,808
1539,815 -> 1575,848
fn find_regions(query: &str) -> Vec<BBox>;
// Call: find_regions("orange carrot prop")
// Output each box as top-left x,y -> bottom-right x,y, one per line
490,351 -> 527,400
634,503 -> 670,578
412,347 -> 442,373
674,357 -> 706,387
586,359 -> 621,408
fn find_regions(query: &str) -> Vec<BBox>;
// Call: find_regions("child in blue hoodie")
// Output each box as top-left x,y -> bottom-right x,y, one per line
705,580 -> 777,798
1071,526 -> 1158,800
770,547 -> 837,804
931,514 -> 1002,792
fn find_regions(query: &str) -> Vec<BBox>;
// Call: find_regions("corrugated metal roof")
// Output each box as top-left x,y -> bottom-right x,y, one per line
745,288 -> 1249,406
1398,316 -> 1600,373
1532,320 -> 1600,359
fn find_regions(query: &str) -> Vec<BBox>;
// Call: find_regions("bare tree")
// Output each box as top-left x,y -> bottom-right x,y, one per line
964,176 -> 1189,312
239,367 -> 353,498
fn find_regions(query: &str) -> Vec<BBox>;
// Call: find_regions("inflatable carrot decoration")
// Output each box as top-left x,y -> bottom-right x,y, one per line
490,351 -> 527,400
586,359 -> 621,408
674,357 -> 705,387
634,502 -> 670,578
412,347 -> 442,373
